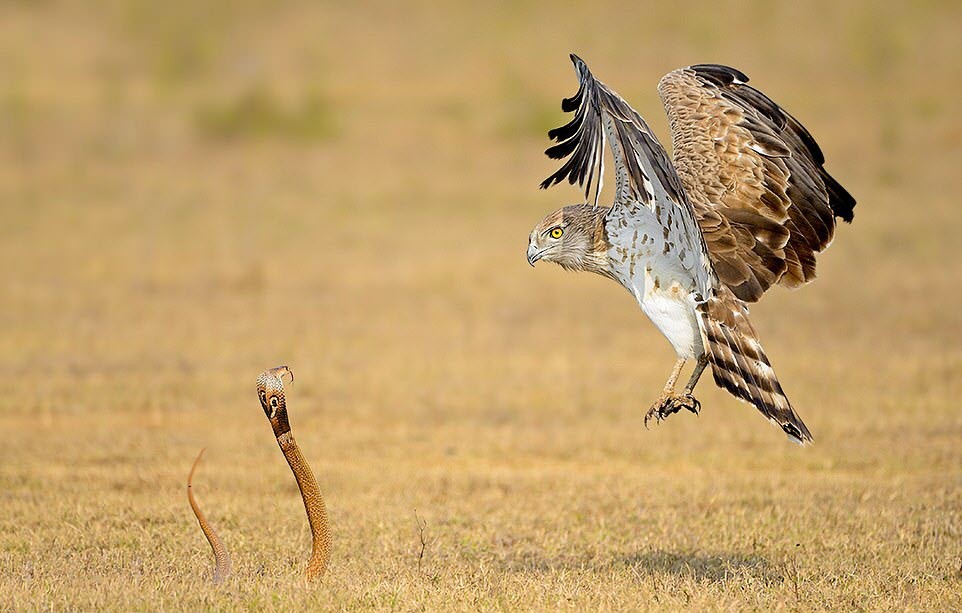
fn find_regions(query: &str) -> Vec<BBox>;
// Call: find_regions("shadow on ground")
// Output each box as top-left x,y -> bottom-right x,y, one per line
495,544 -> 784,586
625,550 -> 784,585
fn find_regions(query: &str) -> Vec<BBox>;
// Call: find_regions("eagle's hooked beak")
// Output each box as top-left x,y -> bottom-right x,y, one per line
526,244 -> 544,267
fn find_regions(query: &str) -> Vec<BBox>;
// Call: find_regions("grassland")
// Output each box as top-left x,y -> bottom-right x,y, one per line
1,1 -> 960,610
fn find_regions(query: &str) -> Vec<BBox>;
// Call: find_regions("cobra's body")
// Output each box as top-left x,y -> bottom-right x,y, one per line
187,449 -> 232,585
256,366 -> 332,580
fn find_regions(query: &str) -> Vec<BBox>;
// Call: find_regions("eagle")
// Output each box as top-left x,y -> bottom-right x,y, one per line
526,55 -> 855,443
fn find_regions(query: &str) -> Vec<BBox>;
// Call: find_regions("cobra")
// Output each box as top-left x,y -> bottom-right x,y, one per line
187,366 -> 332,582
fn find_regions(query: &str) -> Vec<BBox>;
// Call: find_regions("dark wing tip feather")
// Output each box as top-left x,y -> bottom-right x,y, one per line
569,53 -> 588,71
544,137 -> 578,160
539,54 -> 602,198
561,54 -> 592,111
561,90 -> 582,113
823,172 -> 855,223
691,63 -> 857,228
690,64 -> 749,86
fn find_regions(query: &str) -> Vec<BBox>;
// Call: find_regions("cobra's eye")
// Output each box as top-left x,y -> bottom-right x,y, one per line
549,227 -> 564,239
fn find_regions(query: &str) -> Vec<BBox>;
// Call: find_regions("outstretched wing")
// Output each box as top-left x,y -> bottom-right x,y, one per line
658,64 -> 855,302
541,54 -> 713,298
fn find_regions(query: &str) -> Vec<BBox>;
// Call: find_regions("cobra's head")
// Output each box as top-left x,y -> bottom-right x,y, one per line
256,365 -> 294,438
526,204 -> 610,274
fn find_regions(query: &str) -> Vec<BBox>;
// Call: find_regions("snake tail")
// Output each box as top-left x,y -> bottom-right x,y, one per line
187,448 -> 232,585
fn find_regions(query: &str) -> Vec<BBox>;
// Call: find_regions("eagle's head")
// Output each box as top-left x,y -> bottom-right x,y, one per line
526,204 -> 611,275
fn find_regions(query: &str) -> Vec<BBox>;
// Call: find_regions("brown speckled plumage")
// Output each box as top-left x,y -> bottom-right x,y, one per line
530,55 -> 855,444
658,65 -> 854,302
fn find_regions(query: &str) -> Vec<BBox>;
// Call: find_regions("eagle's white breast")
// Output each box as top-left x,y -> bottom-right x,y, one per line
605,205 -> 705,360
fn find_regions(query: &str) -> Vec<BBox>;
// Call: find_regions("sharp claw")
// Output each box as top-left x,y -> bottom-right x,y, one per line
644,406 -> 661,430
646,395 -> 702,427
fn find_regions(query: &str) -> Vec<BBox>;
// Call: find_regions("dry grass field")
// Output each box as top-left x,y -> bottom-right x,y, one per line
2,1 -> 961,610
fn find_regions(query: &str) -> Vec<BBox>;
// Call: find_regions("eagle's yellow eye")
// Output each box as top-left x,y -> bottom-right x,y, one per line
550,227 -> 564,239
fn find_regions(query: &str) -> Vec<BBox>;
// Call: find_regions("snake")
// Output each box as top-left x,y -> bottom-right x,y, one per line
256,365 -> 332,580
187,365 -> 331,583
186,448 -> 231,585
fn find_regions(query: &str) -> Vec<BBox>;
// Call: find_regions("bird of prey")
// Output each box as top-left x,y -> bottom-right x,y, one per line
526,55 -> 855,443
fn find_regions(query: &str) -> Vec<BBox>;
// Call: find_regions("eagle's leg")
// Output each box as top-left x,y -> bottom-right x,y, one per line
663,359 -> 686,394
683,354 -> 710,396
644,356 -> 707,428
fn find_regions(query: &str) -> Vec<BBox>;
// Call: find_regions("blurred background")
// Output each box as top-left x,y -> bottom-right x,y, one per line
2,1 -> 960,610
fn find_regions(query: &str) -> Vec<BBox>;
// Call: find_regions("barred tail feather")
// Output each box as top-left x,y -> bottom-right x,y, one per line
697,289 -> 813,444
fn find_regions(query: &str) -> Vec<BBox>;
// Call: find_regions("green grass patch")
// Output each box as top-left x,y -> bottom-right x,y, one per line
194,87 -> 337,142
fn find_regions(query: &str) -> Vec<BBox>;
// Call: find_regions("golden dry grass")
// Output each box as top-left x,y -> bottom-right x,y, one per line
1,1 -> 961,610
